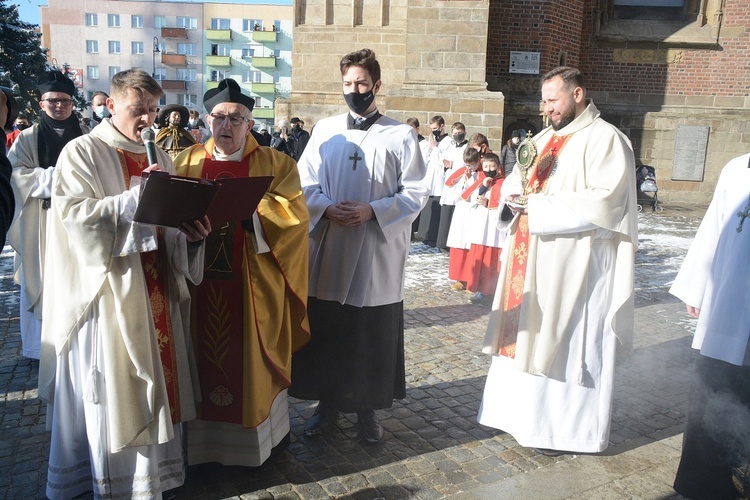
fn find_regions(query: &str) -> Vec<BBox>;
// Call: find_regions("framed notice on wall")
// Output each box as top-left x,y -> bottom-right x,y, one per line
509,51 -> 541,75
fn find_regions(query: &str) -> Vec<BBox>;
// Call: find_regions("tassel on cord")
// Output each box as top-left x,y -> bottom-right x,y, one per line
84,308 -> 101,404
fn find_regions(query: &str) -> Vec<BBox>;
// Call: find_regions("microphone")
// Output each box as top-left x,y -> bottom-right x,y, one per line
140,128 -> 158,167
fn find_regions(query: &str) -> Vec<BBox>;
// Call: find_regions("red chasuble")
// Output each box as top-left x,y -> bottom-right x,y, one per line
191,158 -> 250,424
118,150 -> 181,423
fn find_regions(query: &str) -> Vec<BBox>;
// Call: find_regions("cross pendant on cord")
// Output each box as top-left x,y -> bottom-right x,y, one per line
349,149 -> 362,171
736,196 -> 750,233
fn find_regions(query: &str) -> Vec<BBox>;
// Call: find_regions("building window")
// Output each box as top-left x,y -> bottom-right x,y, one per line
274,20 -> 281,32
177,17 -> 197,30
243,19 -> 262,31
108,14 -> 120,27
177,43 -> 196,56
159,95 -> 167,106
109,66 -> 121,79
154,68 -> 167,81
212,44 -> 231,57
154,16 -> 167,29
85,13 -> 98,26
273,49 -> 281,58
178,94 -> 198,107
273,71 -> 280,83
177,68 -> 197,81
595,0 -> 717,46
132,41 -> 144,55
241,47 -> 254,58
613,0 -> 688,20
242,70 -> 261,83
209,70 -> 231,81
131,15 -> 144,28
87,66 -> 99,79
86,40 -> 99,53
211,18 -> 230,30
108,41 -> 121,54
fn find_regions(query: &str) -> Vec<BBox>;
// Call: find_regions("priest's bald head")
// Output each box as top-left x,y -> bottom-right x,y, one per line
541,66 -> 587,131
203,79 -> 256,155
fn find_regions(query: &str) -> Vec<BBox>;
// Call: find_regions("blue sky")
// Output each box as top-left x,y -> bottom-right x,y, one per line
11,0 -> 293,26
11,0 -> 42,26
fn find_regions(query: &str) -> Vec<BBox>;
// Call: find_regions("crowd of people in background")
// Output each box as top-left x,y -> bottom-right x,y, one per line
1,53 -> 747,500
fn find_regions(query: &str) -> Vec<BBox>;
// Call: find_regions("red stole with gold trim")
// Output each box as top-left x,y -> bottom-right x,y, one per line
496,133 -> 572,358
191,156 -> 250,424
119,150 -> 181,423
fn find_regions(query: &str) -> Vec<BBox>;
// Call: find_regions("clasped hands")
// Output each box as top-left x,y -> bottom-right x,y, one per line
325,201 -> 374,227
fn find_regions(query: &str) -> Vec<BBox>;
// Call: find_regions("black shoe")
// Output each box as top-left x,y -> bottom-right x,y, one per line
304,403 -> 340,437
357,410 -> 384,443
533,447 -> 568,457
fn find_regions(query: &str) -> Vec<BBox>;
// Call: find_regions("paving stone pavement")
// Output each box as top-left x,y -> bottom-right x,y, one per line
0,206 -> 707,499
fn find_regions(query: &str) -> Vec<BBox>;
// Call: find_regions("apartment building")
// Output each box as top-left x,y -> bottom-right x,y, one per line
39,0 -> 292,128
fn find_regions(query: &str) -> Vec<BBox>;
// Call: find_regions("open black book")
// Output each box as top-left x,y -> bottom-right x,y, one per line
133,171 -> 274,227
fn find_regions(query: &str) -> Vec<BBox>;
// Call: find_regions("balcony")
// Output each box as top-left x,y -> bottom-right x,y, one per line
251,82 -> 275,94
206,55 -> 231,67
251,30 -> 277,43
160,27 -> 188,39
252,56 -> 276,69
161,53 -> 188,66
160,79 -> 187,91
252,108 -> 274,119
206,29 -> 232,41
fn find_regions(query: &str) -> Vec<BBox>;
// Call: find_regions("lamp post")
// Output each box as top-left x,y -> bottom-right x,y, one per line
152,37 -> 160,79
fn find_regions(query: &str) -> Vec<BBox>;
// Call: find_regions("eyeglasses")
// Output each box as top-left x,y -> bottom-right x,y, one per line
42,98 -> 74,106
210,113 -> 250,126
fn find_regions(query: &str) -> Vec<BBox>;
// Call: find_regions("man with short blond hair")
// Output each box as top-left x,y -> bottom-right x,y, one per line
40,68 -> 210,499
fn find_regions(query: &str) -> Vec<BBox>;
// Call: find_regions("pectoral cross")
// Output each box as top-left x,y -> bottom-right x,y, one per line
349,149 -> 362,171
737,196 -> 750,233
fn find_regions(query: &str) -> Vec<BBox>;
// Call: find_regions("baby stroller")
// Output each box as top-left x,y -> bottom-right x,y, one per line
636,164 -> 663,213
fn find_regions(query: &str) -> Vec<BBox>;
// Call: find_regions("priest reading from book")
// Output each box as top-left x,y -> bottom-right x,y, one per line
173,78 -> 310,467
39,68 -> 211,499
290,48 -> 428,444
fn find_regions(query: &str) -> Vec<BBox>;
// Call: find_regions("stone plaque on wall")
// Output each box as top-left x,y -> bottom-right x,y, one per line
671,125 -> 709,182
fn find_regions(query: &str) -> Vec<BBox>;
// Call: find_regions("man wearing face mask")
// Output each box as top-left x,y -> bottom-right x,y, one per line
416,115 -> 451,246
8,70 -> 90,359
291,48 -> 428,444
500,129 -> 524,176
436,122 -> 469,252
90,91 -> 110,126
5,113 -> 31,149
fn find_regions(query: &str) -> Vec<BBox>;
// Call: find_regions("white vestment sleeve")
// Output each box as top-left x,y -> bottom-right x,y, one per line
113,182 -> 158,257
29,167 -> 55,198
527,194 -> 599,235
250,212 -> 270,254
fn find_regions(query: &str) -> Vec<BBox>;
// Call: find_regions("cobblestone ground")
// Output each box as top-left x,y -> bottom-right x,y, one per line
0,208 -> 704,499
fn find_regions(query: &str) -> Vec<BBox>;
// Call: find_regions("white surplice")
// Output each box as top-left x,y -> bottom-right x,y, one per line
41,119 -> 204,499
298,112 -> 428,307
669,153 -> 750,366
7,124 -> 89,358
478,102 -> 638,453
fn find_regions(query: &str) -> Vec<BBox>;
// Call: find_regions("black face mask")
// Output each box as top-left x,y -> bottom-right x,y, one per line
15,123 -> 29,131
432,129 -> 443,139
483,169 -> 498,178
344,89 -> 375,116
453,133 -> 465,143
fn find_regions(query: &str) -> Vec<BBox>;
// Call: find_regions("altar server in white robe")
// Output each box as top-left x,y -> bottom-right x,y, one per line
8,71 -> 89,359
39,69 -> 210,499
478,66 -> 638,455
290,48 -> 428,443
669,152 -> 750,500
